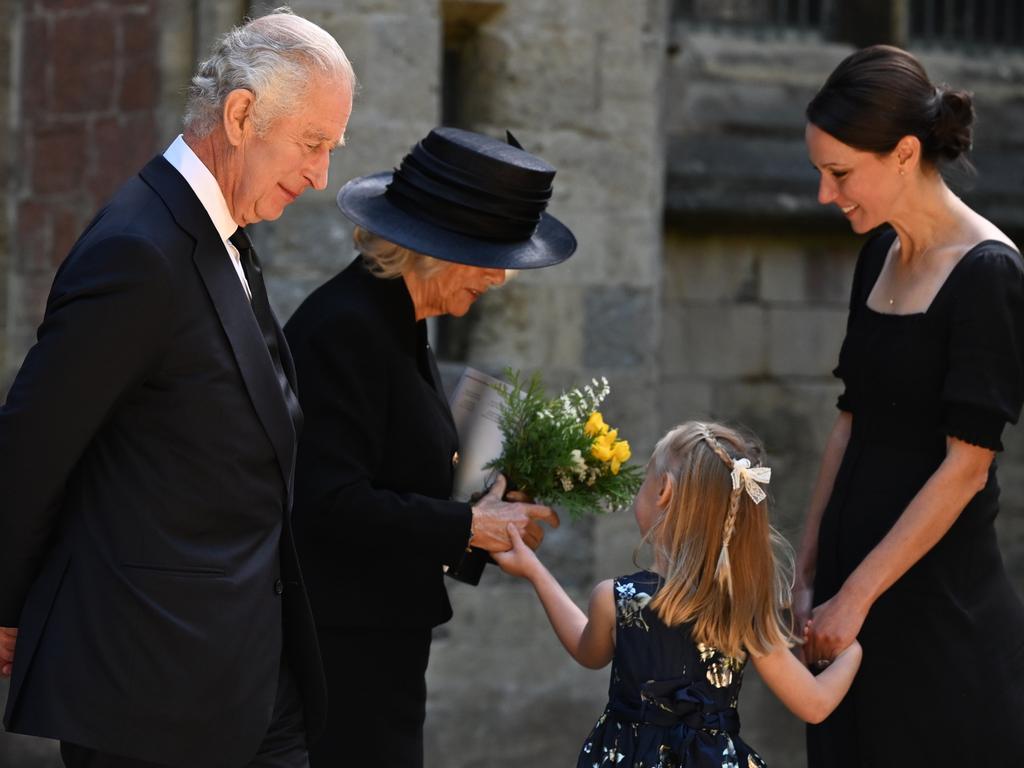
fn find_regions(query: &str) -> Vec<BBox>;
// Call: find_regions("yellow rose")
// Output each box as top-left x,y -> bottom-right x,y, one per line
584,412 -> 609,437
591,432 -> 614,461
612,440 -> 631,462
609,440 -> 630,475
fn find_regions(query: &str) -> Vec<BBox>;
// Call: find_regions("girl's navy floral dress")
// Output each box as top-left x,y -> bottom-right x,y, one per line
578,570 -> 766,768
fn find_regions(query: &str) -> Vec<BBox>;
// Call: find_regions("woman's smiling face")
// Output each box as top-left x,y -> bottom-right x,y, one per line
805,122 -> 905,233
422,262 -> 508,318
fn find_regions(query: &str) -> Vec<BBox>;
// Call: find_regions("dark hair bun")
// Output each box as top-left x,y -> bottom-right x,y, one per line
930,87 -> 974,161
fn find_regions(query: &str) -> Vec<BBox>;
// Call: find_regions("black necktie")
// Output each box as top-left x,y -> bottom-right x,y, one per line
230,227 -> 303,432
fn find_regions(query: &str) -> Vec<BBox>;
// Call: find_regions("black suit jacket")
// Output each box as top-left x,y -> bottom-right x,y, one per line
284,257 -> 473,630
0,156 -> 325,767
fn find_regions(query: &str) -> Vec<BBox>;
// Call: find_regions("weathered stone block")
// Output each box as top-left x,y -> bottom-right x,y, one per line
465,282 -> 585,371
559,211 -> 659,289
659,375 -> 715,424
31,122 -> 87,195
767,307 -> 846,377
661,303 -> 768,378
668,79 -> 808,137
583,288 -> 655,369
19,17 -> 48,120
760,242 -> 858,305
677,29 -> 851,88
663,235 -> 759,303
52,12 -> 117,113
461,27 -> 600,131
88,113 -> 157,203
713,380 -> 842,458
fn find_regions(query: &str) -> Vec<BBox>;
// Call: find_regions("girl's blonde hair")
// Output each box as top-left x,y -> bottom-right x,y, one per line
646,421 -> 795,659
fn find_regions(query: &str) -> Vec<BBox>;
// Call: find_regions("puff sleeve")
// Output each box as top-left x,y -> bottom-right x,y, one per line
941,245 -> 1024,451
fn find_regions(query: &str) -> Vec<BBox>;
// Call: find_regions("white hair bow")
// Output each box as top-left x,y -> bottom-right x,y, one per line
730,458 -> 771,504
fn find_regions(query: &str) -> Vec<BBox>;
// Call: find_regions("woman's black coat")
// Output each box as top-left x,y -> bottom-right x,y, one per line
284,256 -> 473,630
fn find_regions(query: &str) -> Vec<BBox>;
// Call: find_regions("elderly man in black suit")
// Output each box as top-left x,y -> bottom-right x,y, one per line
0,9 -> 353,768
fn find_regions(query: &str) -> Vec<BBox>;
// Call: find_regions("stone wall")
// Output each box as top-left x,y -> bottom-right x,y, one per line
1,0 -> 12,386
426,2 -> 671,766
5,0 -> 167,386
4,2 -> 1024,767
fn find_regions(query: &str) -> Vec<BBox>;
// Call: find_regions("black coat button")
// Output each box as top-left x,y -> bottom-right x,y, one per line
273,578 -> 284,596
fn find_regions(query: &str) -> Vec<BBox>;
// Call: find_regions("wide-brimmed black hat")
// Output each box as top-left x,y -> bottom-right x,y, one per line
336,127 -> 577,269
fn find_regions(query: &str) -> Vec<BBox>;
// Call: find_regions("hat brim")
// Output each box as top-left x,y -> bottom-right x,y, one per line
336,172 -> 577,270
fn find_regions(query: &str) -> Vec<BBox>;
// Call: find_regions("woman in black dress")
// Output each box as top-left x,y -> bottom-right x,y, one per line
284,127 -> 575,768
797,45 -> 1024,766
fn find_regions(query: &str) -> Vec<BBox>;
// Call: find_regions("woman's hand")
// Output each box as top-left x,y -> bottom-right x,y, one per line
805,590 -> 868,665
470,474 -> 559,552
492,525 -> 542,580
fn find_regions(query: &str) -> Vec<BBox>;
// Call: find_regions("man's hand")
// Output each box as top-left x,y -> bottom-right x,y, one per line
470,474 -> 559,552
0,627 -> 17,677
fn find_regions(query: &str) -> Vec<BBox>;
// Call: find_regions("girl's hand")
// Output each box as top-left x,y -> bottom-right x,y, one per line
792,581 -> 814,662
492,524 -> 542,580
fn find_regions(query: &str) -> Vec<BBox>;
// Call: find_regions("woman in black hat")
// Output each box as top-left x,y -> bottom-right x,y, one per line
284,127 -> 576,767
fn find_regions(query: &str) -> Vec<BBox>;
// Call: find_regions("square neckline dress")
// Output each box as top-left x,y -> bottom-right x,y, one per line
808,228 -> 1024,767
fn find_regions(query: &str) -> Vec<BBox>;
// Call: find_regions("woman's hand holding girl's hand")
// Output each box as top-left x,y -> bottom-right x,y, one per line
806,589 -> 869,665
492,524 -> 543,580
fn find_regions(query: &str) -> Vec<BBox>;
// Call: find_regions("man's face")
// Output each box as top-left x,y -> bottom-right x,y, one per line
233,74 -> 353,225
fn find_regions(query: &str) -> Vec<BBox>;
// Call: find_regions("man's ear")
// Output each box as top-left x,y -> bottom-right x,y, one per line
222,89 -> 256,147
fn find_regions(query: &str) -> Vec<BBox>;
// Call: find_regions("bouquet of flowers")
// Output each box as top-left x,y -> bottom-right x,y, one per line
484,369 -> 643,519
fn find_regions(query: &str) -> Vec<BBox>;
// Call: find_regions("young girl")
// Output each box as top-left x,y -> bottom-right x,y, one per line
494,421 -> 862,768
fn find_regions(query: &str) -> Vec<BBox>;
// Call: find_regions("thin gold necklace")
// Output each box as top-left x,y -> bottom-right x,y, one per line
889,241 -> 936,307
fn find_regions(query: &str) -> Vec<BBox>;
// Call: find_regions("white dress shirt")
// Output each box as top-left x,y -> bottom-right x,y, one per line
162,135 -> 252,300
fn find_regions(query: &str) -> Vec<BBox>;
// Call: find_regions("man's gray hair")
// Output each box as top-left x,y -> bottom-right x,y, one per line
184,7 -> 355,138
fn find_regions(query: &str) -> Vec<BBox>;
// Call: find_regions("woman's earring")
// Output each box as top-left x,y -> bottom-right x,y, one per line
898,166 -> 906,176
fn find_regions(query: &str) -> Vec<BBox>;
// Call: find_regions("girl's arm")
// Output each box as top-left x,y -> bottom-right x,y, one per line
493,525 -> 616,669
807,436 -> 992,662
752,639 -> 862,724
794,412 -> 852,634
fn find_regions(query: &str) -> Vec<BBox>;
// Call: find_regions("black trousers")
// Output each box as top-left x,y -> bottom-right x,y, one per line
309,626 -> 432,768
61,658 -> 308,768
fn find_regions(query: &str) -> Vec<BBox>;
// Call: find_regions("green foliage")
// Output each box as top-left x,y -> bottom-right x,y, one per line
484,369 -> 643,519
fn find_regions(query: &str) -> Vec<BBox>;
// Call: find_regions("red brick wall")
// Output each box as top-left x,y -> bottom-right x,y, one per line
12,0 -> 163,360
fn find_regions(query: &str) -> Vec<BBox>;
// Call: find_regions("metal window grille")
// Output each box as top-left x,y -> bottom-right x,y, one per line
910,0 -> 1024,49
672,0 -> 832,37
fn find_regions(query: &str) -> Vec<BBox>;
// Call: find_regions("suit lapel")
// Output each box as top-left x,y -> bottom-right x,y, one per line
139,156 -> 296,492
